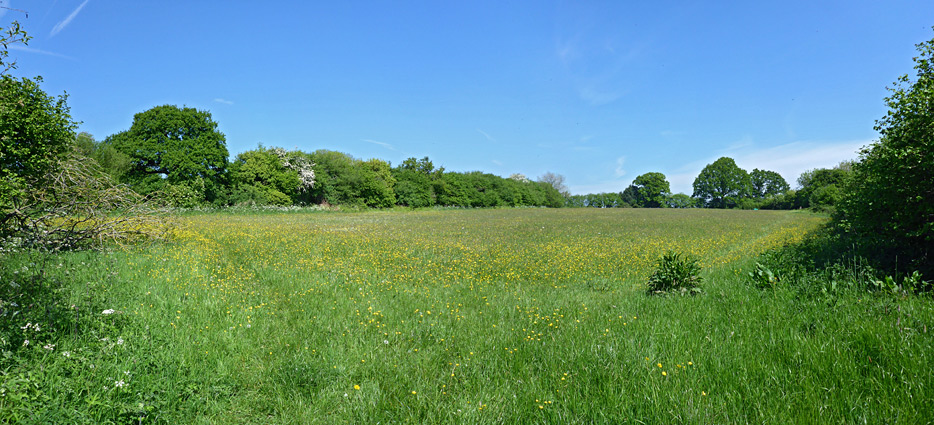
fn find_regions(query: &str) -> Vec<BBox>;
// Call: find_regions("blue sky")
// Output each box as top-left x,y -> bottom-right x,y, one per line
4,1 -> 933,194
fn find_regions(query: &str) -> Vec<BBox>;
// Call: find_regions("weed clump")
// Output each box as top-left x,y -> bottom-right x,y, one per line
646,251 -> 702,295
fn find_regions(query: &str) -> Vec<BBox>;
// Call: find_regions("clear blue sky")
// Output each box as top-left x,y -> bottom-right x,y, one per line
4,1 -> 932,194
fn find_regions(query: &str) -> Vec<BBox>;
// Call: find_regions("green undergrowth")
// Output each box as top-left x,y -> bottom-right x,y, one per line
2,209 -> 932,424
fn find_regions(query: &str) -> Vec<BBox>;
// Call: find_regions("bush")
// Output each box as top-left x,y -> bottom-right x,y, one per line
836,31 -> 934,278
646,251 -> 702,294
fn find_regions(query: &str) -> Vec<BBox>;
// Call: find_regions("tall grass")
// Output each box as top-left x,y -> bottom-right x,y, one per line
2,209 -> 931,423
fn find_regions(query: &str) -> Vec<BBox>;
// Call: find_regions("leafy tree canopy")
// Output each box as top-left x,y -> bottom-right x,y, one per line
107,105 -> 229,198
0,76 -> 76,187
795,166 -> 850,210
1,76 -> 77,231
229,146 -> 301,206
632,172 -> 671,208
393,157 -> 439,208
749,168 -> 789,198
692,157 -> 750,208
666,193 -> 696,208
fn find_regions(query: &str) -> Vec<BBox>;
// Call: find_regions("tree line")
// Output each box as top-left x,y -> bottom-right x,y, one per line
75,103 -> 853,212
73,105 -> 565,209
568,157 -> 853,212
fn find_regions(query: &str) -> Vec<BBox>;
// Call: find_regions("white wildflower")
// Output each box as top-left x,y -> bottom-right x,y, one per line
116,337 -> 124,345
43,343 -> 55,351
22,339 -> 29,347
62,351 -> 71,358
102,309 -> 116,315
114,380 -> 126,388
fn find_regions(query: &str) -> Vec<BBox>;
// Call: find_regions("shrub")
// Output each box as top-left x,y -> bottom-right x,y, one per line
836,31 -> 934,278
646,251 -> 702,294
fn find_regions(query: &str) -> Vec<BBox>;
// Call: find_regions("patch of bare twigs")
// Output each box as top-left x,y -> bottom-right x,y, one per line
1,150 -> 173,251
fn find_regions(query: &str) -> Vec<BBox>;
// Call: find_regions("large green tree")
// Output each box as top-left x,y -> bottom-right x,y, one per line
749,168 -> 790,199
692,157 -> 750,208
107,105 -> 229,201
838,31 -> 934,276
631,172 -> 671,208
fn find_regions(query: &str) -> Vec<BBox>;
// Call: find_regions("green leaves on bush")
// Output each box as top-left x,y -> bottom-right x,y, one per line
748,262 -> 780,289
646,251 -> 703,295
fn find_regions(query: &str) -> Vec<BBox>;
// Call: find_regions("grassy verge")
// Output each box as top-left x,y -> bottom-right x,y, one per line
2,209 -> 931,423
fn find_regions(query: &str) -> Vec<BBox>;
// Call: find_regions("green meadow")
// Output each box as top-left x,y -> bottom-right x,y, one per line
3,208 -> 932,424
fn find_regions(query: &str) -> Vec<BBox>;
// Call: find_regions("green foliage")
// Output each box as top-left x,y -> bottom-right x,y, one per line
796,167 -> 850,211
429,170 -> 561,208
566,192 -> 628,208
746,224 -> 933,297
757,190 -> 797,210
0,20 -> 31,74
631,172 -> 671,208
665,193 -> 696,208
646,251 -> 703,294
306,151 -> 397,208
620,185 -> 637,206
837,31 -> 934,277
229,146 -> 301,206
393,157 -> 439,208
537,181 -> 566,208
692,157 -> 750,208
358,158 -> 396,208
163,179 -> 209,208
107,105 -> 229,203
749,168 -> 790,198
0,77 -> 160,251
0,76 -> 78,228
537,171 -> 569,198
747,262 -> 780,289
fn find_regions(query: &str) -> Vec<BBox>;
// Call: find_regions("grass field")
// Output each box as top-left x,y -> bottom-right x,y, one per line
3,208 -> 933,424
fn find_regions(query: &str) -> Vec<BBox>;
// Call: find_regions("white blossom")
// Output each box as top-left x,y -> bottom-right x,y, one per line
273,148 -> 316,192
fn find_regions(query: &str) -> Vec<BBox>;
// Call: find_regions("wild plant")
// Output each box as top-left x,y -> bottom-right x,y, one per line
646,251 -> 702,294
